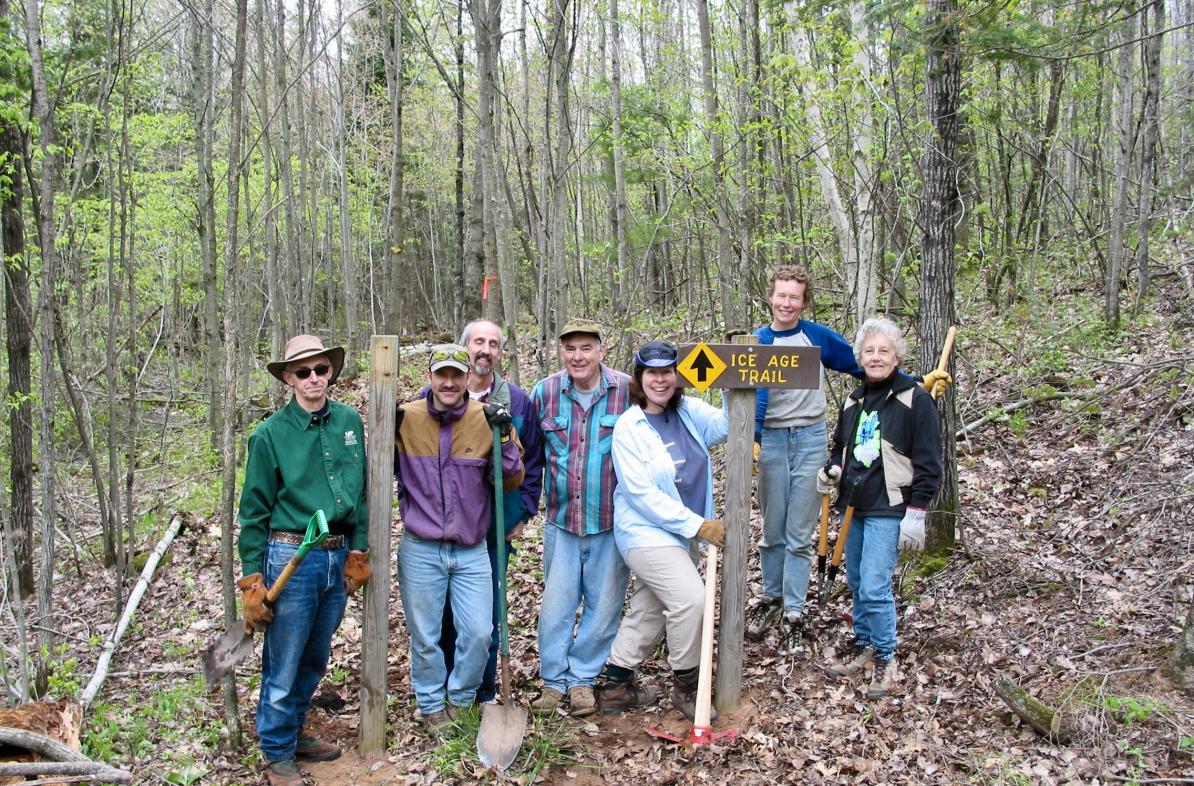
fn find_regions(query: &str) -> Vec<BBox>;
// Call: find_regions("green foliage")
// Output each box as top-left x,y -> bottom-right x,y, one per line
425,706 -> 582,781
85,678 -> 224,764
1104,694 -> 1165,726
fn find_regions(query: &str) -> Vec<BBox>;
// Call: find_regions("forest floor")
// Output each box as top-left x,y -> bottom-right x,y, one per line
27,283 -> 1194,785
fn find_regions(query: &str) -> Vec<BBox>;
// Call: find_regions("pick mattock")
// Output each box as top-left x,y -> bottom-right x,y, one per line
820,477 -> 861,604
646,543 -> 738,746
201,510 -> 329,688
476,424 -> 528,772
814,493 -> 832,603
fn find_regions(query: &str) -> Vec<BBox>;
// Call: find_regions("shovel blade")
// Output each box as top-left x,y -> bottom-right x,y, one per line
476,702 -> 528,772
201,623 -> 255,688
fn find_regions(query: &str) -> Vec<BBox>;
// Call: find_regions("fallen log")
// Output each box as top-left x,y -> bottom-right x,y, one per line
79,513 -> 185,708
0,760 -> 133,782
994,676 -> 1074,744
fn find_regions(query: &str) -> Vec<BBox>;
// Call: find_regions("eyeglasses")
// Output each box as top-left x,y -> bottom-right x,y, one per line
292,363 -> 331,380
431,348 -> 470,365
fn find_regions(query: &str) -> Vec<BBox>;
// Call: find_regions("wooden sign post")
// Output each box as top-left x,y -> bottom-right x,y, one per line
360,335 -> 397,753
676,337 -> 821,712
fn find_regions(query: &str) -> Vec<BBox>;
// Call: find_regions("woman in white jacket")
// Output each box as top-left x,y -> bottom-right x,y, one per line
596,339 -> 727,721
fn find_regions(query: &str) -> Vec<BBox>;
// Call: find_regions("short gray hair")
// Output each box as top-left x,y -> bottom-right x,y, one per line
458,319 -> 506,351
852,317 -> 907,365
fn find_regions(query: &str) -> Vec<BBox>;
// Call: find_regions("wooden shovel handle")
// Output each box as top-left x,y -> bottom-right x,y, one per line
829,505 -> 856,568
693,544 -> 718,728
817,494 -> 830,559
935,326 -> 957,373
265,553 -> 303,605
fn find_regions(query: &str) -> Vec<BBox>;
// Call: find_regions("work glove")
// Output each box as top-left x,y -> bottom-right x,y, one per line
920,369 -> 953,399
899,508 -> 927,551
344,550 -> 371,594
236,573 -> 273,633
696,519 -> 725,548
816,465 -> 841,495
393,403 -> 405,436
752,442 -> 761,476
483,403 -> 514,440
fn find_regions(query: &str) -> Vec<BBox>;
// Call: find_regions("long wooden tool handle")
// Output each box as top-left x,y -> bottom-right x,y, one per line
817,494 -> 831,560
693,544 -> 718,728
936,326 -> 957,373
828,506 -> 856,568
265,554 -> 302,604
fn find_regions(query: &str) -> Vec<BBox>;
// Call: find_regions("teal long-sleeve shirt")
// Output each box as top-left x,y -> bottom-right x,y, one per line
237,397 -> 368,577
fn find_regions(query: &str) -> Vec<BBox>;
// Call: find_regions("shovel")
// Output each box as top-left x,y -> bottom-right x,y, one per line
201,510 -> 329,688
477,425 -> 527,771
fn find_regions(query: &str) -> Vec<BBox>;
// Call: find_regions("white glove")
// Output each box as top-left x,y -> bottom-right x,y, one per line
899,508 -> 927,551
816,465 -> 840,495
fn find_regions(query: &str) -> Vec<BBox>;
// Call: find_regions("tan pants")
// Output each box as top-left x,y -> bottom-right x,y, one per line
607,545 -> 705,672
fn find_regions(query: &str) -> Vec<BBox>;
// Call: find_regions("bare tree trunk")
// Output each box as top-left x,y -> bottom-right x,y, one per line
23,0 -> 60,697
218,0 -> 250,748
695,0 -> 736,328
274,0 -> 303,330
334,0 -> 358,363
383,0 -> 405,335
255,0 -> 284,387
1133,0 -> 1163,310
0,10 -> 33,596
607,0 -> 628,307
918,0 -> 962,553
1106,8 -> 1136,330
452,0 -> 466,332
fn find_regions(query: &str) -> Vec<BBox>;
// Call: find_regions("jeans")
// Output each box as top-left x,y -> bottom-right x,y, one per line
844,514 -> 901,658
398,532 -> 493,714
440,542 -> 512,702
756,420 -> 827,617
257,540 -> 347,763
538,526 -> 629,691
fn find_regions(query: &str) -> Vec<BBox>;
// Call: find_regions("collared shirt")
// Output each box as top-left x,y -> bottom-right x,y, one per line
237,397 -> 368,577
531,364 -> 631,536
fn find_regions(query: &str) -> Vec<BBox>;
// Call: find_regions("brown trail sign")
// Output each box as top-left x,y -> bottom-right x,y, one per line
677,343 -> 821,391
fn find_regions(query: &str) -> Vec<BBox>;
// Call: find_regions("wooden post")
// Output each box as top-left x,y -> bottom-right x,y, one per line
360,335 -> 397,753
715,333 -> 757,711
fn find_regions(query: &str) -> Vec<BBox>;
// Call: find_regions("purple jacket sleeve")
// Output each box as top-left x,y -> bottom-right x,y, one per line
510,385 -> 543,521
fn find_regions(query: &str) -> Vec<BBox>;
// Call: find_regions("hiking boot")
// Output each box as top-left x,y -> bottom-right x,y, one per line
295,729 -> 341,762
746,597 -> 782,641
264,759 -> 305,786
422,709 -> 452,742
781,615 -> 805,655
599,679 -> 660,715
671,668 -> 717,724
531,687 -> 565,714
826,641 -> 874,679
568,685 -> 598,717
867,654 -> 898,699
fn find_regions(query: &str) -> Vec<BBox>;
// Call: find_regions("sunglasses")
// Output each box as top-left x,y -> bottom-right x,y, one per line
431,348 -> 470,365
292,363 -> 331,380
635,344 -> 678,366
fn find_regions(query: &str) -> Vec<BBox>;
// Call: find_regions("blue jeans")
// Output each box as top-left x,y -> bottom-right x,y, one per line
257,540 -> 347,763
757,420 -> 827,617
440,542 -> 512,702
537,526 -> 629,691
398,532 -> 493,714
844,514 -> 900,658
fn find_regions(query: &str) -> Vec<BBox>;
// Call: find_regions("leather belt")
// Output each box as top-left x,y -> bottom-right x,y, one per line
269,530 -> 344,549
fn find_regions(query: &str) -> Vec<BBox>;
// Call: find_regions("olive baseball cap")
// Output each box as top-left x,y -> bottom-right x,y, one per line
558,318 -> 604,342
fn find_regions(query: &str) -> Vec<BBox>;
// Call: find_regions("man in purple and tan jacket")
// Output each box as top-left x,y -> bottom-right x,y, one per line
394,344 -> 525,740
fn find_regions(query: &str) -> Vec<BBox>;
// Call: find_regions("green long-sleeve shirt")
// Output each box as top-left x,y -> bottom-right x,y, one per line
237,397 -> 368,577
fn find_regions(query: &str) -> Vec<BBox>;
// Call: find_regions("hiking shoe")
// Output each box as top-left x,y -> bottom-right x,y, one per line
867,654 -> 898,699
671,669 -> 717,724
422,710 -> 452,742
568,685 -> 598,717
826,642 -> 874,679
295,730 -> 341,762
599,679 -> 660,715
531,687 -> 565,714
781,615 -> 805,654
746,597 -> 782,641
264,759 -> 305,786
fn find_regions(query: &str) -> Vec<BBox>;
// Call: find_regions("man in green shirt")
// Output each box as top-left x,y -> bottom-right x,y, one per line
237,335 -> 372,786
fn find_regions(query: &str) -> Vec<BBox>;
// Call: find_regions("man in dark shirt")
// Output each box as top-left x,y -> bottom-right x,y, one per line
237,335 -> 371,786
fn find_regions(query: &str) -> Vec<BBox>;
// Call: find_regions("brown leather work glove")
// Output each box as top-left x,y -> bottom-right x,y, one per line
752,442 -> 761,476
920,369 -> 953,399
237,573 -> 273,633
696,519 -> 725,548
344,550 -> 371,595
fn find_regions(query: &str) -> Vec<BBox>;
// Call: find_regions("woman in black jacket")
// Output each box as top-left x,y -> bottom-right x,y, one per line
818,317 -> 942,698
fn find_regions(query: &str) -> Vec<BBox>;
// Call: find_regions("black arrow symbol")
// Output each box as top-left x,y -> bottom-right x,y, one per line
691,349 -> 715,382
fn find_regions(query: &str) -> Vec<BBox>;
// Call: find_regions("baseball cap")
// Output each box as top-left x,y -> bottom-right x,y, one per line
634,339 -> 679,368
558,318 -> 604,342
428,344 -> 471,374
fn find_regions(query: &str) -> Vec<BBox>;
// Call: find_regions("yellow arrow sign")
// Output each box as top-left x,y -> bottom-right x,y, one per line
676,342 -> 727,392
